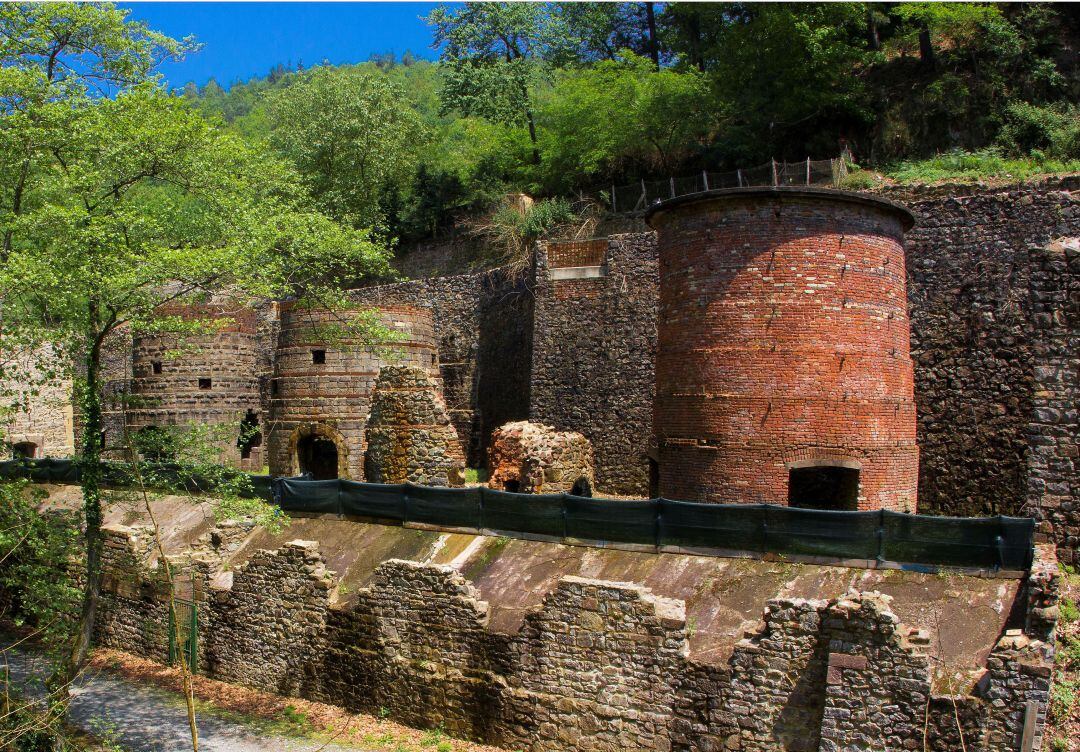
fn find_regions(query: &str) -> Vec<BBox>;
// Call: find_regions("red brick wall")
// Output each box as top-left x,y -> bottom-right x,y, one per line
546,239 -> 608,269
649,191 -> 918,510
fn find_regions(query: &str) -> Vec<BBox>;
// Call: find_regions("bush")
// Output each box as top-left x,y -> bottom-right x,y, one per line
998,102 -> 1080,159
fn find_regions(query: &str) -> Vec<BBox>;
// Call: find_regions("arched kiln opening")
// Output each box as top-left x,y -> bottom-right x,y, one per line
11,442 -> 37,459
297,434 -> 339,480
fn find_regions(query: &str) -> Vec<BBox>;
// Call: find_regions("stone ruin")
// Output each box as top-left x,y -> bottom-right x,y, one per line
487,420 -> 594,495
363,365 -> 466,486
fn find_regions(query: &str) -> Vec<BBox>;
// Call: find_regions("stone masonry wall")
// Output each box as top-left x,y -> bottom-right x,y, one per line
1024,238 -> 1079,564
530,234 -> 658,495
349,270 -> 532,468
364,365 -> 466,486
894,179 -> 1080,522
91,527 -> 1055,752
1,345 -> 75,458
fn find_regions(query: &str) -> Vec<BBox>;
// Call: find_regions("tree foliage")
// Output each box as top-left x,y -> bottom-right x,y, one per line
266,66 -> 427,230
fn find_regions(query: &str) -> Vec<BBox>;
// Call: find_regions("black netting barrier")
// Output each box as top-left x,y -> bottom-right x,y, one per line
881,512 -> 1033,570
340,480 -> 405,520
659,500 -> 764,551
762,507 -> 882,560
247,475 -> 274,502
278,478 -> 339,514
404,484 -> 481,528
565,496 -> 658,544
481,488 -> 565,537
1,458 -> 1036,570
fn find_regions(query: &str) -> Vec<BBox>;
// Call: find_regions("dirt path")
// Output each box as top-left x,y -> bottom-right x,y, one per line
2,646 -> 368,752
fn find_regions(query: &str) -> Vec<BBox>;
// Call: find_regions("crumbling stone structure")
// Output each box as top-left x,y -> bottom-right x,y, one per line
267,304 -> 438,480
647,188 -> 919,510
487,420 -> 594,495
126,303 -> 263,470
87,518 -> 1057,752
364,365 -> 466,486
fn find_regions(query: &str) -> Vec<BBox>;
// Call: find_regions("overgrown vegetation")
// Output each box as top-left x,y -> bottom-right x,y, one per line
180,1 -> 1080,248
1048,567 -> 1079,751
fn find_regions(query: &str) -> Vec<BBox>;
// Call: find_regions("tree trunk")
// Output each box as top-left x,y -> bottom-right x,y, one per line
918,25 -> 935,67
55,312 -> 106,690
645,2 -> 660,71
866,9 -> 880,51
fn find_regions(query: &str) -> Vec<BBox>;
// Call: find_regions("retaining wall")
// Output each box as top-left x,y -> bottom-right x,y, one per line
92,524 -> 1059,752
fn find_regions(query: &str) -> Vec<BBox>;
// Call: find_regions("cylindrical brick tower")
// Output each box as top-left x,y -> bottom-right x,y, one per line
646,187 -> 918,511
127,303 -> 263,469
267,304 -> 438,480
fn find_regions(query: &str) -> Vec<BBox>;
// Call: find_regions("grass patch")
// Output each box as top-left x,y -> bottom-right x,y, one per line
462,468 -> 487,484
884,149 -> 1080,185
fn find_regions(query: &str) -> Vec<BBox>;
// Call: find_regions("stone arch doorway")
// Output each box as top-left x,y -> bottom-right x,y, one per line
289,424 -> 348,480
297,435 -> 338,480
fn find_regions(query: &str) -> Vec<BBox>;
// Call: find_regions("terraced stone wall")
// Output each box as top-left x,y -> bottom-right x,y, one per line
90,529 -> 1057,752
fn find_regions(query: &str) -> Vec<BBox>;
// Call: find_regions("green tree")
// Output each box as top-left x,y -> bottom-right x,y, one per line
537,53 -> 715,188
428,2 -> 576,165
0,3 -> 392,709
266,65 -> 427,230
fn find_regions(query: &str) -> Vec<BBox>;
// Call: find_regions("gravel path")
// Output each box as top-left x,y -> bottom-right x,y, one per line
2,644 -> 370,752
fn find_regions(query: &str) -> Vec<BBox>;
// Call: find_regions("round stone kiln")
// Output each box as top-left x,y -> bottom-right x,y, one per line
646,187 -> 918,511
127,303 -> 262,469
267,304 -> 438,480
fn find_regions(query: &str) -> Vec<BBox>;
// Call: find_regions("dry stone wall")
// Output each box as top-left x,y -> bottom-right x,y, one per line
530,234 -> 658,495
364,365 -> 466,486
89,525 -> 1057,752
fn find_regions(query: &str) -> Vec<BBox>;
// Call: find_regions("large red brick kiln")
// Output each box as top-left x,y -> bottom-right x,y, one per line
646,187 -> 918,511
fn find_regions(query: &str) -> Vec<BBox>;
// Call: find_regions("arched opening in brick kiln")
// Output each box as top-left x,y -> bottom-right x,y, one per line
787,460 -> 860,511
570,477 -> 592,498
297,434 -> 339,480
11,441 -> 37,459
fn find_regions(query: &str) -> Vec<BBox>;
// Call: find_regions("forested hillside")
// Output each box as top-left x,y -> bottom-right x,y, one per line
184,2 -> 1080,246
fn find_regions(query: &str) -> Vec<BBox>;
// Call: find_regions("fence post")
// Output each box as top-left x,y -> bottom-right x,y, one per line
806,157 -> 811,185
771,159 -> 778,187
669,176 -> 676,199
876,509 -> 885,564
737,168 -> 743,187
478,486 -> 486,532
611,184 -> 617,214
702,170 -> 709,192
654,498 -> 663,551
561,493 -> 569,540
641,178 -> 647,209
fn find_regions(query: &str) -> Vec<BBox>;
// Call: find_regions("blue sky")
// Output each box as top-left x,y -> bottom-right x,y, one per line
120,2 -> 447,90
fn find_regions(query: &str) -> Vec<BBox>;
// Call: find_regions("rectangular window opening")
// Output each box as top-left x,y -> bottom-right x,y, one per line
788,466 -> 860,511
312,349 -> 326,364
152,361 -> 162,374
198,377 -> 212,390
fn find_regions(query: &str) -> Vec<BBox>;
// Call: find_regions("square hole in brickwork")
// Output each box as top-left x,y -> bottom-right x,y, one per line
152,361 -> 162,374
198,377 -> 212,390
312,349 -> 326,364
788,465 -> 859,511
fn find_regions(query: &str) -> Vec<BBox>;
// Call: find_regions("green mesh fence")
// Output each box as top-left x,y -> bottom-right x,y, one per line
0,459 -> 1035,570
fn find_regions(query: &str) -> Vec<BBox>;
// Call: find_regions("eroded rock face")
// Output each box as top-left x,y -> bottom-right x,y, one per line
364,365 -> 466,487
487,420 -> 594,495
